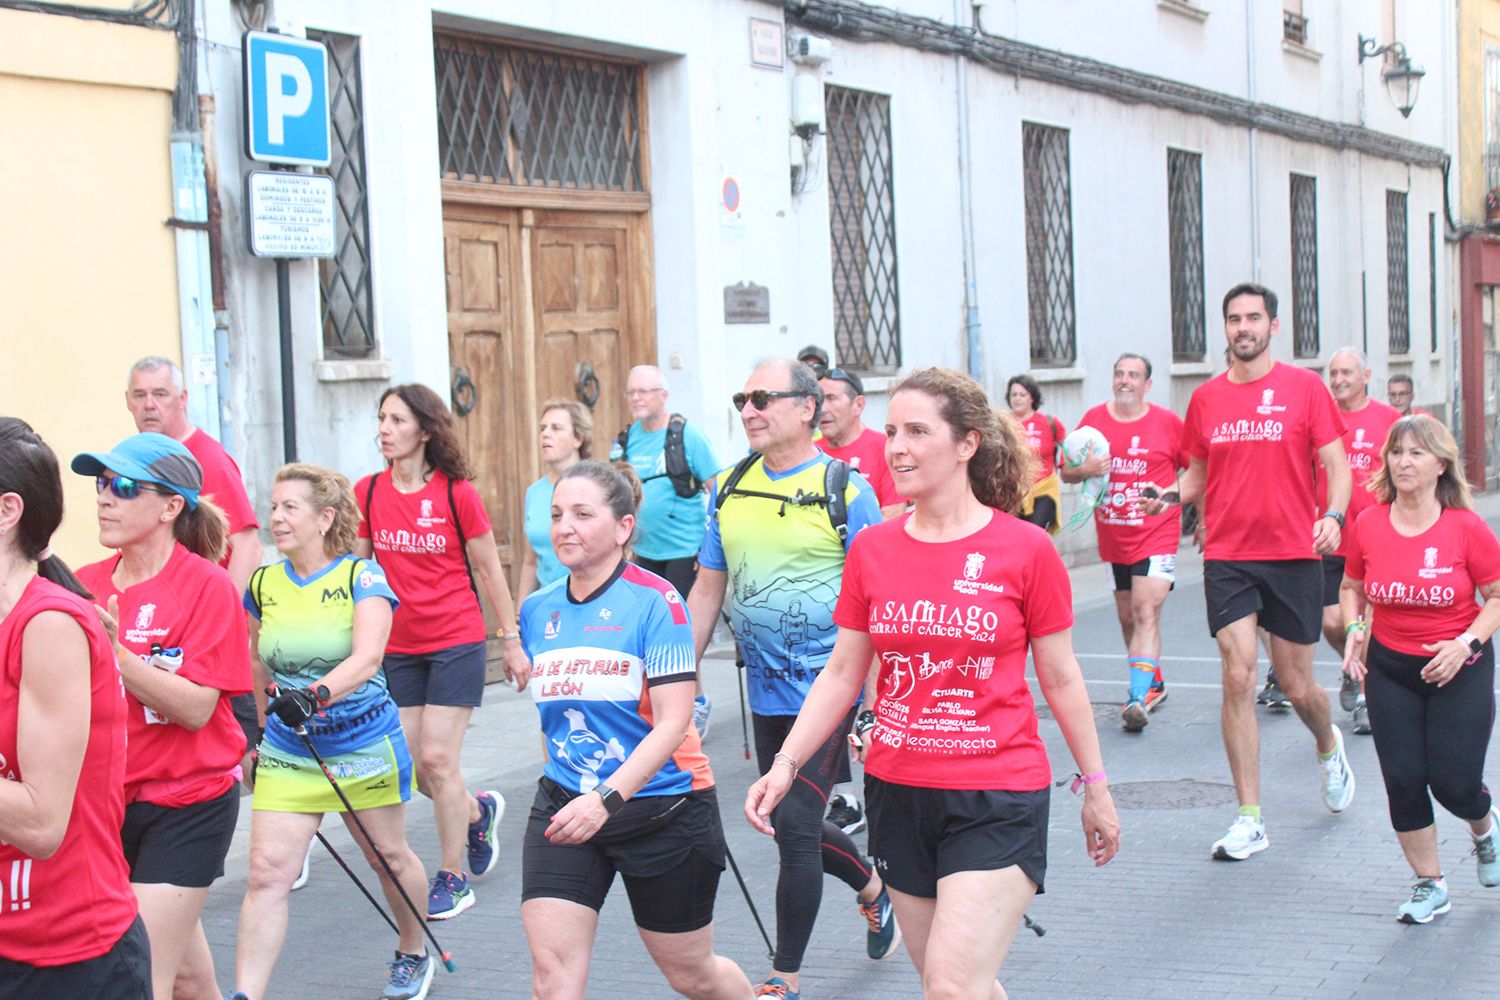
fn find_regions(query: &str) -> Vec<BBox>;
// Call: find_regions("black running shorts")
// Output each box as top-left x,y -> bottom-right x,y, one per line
383,640 -> 488,709
1320,555 -> 1345,608
521,777 -> 726,934
0,916 -> 150,1000
121,786 -> 239,887
1203,559 -> 1322,644
865,776 -> 1048,898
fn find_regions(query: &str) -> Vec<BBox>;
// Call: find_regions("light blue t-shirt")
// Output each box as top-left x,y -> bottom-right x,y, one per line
524,476 -> 567,588
613,419 -> 719,561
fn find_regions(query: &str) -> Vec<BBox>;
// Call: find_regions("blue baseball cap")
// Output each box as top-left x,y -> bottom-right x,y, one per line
71,433 -> 203,509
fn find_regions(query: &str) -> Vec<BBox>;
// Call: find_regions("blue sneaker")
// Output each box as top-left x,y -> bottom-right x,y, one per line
860,885 -> 901,959
382,950 -> 433,1000
427,869 -> 474,920
1396,878 -> 1450,924
693,694 -> 711,739
1473,807 -> 1500,887
467,790 -> 504,877
754,978 -> 800,998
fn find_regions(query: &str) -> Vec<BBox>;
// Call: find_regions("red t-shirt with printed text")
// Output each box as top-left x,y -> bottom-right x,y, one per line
1020,413 -> 1065,483
0,577 -> 137,966
1078,403 -> 1186,565
1314,399 -> 1402,558
1183,362 -> 1345,561
834,511 -> 1073,791
356,468 -> 492,653
77,545 -> 251,807
1345,506 -> 1500,656
816,426 -> 904,508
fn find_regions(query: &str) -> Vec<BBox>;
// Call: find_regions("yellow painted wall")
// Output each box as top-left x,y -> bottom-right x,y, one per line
1458,0 -> 1500,221
0,9 -> 180,568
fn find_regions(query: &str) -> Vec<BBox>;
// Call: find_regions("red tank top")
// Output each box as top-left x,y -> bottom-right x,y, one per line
0,577 -> 137,966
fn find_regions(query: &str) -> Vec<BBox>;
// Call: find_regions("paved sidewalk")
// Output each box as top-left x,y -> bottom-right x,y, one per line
201,495 -> 1500,998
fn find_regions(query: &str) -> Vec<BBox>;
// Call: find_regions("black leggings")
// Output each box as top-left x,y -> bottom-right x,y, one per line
1365,636 -> 1495,832
754,710 -> 874,973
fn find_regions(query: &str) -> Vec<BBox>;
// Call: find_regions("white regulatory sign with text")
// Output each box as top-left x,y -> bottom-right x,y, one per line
246,171 -> 336,258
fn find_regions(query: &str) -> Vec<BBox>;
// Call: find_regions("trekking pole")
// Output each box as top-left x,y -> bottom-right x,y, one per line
311,830 -> 400,935
724,844 -> 775,961
721,613 -> 750,760
291,687 -> 458,973
1022,913 -> 1046,936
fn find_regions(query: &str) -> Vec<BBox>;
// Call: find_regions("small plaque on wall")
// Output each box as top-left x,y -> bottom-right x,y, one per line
724,282 -> 771,324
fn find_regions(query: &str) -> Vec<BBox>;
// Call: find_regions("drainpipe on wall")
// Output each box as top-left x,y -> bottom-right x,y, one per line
955,0 -> 983,380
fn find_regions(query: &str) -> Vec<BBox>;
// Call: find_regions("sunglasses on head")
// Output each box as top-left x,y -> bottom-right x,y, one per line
96,474 -> 170,501
732,389 -> 810,411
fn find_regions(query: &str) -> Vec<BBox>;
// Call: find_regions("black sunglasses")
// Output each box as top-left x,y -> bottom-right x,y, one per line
822,367 -> 863,393
732,389 -> 810,411
95,474 -> 170,501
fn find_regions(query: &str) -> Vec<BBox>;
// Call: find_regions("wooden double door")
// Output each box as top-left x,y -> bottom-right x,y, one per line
442,203 -> 654,669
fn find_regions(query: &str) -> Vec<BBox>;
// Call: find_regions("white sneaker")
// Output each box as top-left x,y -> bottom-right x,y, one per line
291,840 -> 313,891
1319,724 -> 1356,813
1212,814 -> 1268,861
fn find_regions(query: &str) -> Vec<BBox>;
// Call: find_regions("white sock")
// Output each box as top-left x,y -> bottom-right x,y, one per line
1473,817 -> 1496,842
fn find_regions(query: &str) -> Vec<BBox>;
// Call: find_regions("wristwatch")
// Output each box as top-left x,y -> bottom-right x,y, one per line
1457,632 -> 1484,655
1321,510 -> 1346,527
596,784 -> 625,815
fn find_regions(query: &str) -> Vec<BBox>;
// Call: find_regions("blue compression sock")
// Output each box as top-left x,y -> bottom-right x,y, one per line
1127,657 -> 1159,701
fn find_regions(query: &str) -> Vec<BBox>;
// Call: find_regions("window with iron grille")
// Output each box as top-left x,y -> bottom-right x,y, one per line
1486,46 -> 1500,194
1167,149 -> 1205,361
310,31 -> 375,358
825,85 -> 901,372
1387,189 -> 1410,354
1023,123 -> 1076,367
1289,174 -> 1320,359
1284,2 -> 1309,46
433,34 -> 643,191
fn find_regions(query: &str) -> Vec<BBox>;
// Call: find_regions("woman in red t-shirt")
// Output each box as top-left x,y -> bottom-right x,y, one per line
747,368 -> 1119,998
0,418 -> 146,999
355,384 -> 530,920
1340,415 -> 1500,924
1005,373 -> 1065,534
71,432 -> 251,999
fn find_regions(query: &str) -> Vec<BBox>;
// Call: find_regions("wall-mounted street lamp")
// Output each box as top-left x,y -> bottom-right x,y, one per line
1358,34 -> 1426,118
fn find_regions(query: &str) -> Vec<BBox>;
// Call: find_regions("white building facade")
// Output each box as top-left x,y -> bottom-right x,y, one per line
201,0 -> 1452,565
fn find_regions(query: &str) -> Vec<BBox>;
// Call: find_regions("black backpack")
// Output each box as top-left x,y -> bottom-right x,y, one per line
712,452 -> 852,542
362,472 -> 478,598
616,413 -> 704,499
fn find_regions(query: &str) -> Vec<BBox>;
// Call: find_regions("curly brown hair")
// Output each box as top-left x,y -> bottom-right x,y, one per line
379,384 -> 474,481
275,464 -> 362,557
891,368 -> 1037,514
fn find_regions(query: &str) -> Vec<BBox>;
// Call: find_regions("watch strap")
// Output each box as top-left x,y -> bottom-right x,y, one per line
596,783 -> 625,814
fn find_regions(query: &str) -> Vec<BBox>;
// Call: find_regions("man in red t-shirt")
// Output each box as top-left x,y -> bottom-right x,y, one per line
1385,373 -> 1434,419
1177,283 -> 1355,862
1062,353 -> 1185,732
125,357 -> 260,593
816,367 -> 907,518
1314,348 -> 1401,731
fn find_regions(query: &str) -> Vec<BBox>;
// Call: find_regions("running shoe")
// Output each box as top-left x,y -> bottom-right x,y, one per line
1211,814 -> 1268,861
291,840 -> 312,891
1473,806 -> 1500,887
467,789 -> 505,877
1396,878 -> 1451,924
1352,698 -> 1372,735
1258,674 -> 1290,709
1145,682 -> 1168,712
1121,697 -> 1148,732
383,951 -> 434,1000
1319,724 -> 1356,813
860,885 -> 901,960
694,694 -> 712,739
827,793 -> 866,835
754,978 -> 800,998
427,869 -> 475,920
225,993 -> 251,1000
1339,670 -> 1361,712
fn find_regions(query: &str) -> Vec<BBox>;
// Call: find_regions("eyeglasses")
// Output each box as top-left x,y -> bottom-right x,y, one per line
624,387 -> 665,399
732,390 -> 810,411
95,474 -> 170,501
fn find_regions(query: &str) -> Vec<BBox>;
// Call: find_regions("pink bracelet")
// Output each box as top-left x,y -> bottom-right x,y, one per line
1069,771 -> 1107,794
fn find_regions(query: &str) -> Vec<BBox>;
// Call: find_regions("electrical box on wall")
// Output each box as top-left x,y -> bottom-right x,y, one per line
791,75 -> 824,136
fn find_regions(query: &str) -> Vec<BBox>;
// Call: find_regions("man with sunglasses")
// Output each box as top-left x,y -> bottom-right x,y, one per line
688,358 -> 895,1000
815,367 -> 906,520
613,365 -> 719,733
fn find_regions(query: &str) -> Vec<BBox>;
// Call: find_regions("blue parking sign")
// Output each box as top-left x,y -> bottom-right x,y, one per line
243,31 -> 330,166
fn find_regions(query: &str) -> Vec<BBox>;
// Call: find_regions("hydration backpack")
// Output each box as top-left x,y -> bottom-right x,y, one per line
615,414 -> 704,499
712,453 -> 852,542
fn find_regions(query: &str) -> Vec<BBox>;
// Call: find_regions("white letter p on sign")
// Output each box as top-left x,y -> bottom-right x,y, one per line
264,52 -> 313,145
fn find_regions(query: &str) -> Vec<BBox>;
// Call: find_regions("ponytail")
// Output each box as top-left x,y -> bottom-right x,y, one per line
0,417 -> 92,599
173,495 -> 229,564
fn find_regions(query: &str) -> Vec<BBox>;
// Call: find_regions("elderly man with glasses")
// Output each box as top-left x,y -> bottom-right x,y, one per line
687,358 -> 897,1000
